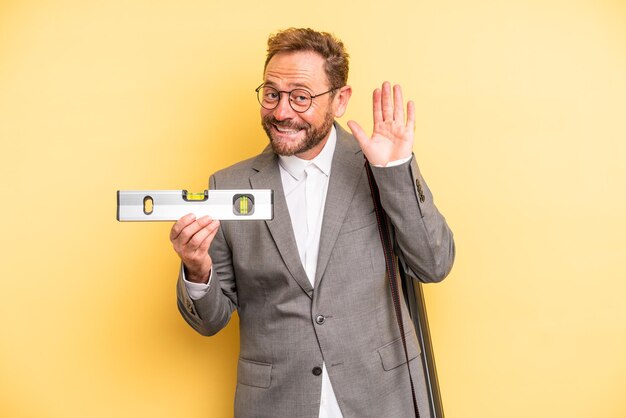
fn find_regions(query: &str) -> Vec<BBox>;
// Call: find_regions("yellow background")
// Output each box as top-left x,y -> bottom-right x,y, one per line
1,0 -> 625,417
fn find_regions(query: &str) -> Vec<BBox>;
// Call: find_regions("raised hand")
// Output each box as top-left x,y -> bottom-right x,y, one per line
347,82 -> 415,166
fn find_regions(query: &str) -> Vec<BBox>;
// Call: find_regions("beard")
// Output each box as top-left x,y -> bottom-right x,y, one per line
261,108 -> 334,157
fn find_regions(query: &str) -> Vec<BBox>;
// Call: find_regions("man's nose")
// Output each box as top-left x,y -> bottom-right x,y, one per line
272,93 -> 296,121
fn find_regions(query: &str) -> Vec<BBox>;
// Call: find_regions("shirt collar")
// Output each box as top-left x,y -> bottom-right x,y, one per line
278,125 -> 336,181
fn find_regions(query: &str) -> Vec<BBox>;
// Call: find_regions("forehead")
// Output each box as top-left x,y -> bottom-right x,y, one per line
263,51 -> 329,88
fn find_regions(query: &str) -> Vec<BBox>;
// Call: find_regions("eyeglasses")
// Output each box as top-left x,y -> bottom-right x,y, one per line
255,83 -> 336,113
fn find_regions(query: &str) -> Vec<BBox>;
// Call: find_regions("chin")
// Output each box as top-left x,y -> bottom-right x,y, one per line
270,138 -> 304,156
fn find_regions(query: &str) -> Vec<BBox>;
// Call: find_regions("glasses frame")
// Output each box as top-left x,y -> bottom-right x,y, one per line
255,83 -> 336,113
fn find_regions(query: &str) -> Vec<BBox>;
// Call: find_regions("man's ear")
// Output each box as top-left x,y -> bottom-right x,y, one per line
332,85 -> 352,118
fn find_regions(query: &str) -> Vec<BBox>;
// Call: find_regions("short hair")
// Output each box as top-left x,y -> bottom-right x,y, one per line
264,28 -> 349,90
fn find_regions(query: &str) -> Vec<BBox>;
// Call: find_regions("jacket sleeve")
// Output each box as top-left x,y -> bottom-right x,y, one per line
176,174 -> 238,336
369,155 -> 455,282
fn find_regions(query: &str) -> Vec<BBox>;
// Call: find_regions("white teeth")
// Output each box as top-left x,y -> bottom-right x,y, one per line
275,125 -> 300,134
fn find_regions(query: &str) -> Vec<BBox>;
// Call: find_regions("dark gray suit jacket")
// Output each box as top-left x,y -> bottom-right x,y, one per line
177,123 -> 455,418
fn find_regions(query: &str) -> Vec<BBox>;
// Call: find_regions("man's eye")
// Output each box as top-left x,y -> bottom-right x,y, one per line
265,92 -> 279,100
292,94 -> 309,103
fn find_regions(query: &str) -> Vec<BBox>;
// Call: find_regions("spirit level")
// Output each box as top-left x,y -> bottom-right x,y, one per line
117,189 -> 273,221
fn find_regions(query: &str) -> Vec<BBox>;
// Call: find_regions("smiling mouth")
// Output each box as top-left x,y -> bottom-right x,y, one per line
273,124 -> 303,135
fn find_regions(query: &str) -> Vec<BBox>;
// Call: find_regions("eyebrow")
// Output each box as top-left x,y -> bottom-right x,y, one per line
263,80 -> 314,91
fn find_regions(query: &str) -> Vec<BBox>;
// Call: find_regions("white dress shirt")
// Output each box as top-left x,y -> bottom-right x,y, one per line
276,128 -> 343,418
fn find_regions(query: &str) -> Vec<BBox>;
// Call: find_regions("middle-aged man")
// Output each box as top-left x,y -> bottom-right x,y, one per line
171,28 -> 455,418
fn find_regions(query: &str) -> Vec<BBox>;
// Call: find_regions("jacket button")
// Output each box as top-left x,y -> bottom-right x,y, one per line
312,366 -> 322,376
186,300 -> 195,315
315,315 -> 325,325
415,179 -> 426,202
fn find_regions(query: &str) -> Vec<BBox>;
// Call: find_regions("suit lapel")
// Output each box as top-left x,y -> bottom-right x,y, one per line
250,147 -> 314,298
314,124 -> 364,287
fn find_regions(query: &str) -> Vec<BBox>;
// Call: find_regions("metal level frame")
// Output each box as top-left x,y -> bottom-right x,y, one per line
117,189 -> 273,221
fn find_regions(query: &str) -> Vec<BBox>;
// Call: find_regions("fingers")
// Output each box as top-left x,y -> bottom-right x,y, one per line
381,81 -> 393,121
373,82 -> 410,125
373,87 -> 382,124
186,218 -> 219,265
406,99 -> 415,132
171,214 -> 220,257
372,82 -> 394,123
172,215 -> 220,282
170,213 -> 196,241
352,82 -> 415,140
393,84 -> 405,123
187,218 -> 214,249
200,222 -> 220,254
171,214 -> 209,245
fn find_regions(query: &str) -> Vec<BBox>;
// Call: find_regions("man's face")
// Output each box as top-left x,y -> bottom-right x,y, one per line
260,51 -> 336,159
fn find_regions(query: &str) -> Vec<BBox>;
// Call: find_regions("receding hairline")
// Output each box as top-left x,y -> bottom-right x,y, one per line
263,49 -> 325,70
262,28 -> 350,89
262,50 -> 329,82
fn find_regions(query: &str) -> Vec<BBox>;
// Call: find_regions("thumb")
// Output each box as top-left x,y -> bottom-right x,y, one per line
347,120 -> 369,149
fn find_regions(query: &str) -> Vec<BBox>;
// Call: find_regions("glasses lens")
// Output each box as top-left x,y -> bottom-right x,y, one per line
289,89 -> 312,112
258,86 -> 280,109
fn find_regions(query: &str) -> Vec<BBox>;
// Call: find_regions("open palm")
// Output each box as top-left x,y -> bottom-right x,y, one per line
347,82 -> 415,166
